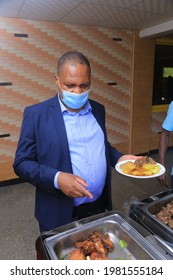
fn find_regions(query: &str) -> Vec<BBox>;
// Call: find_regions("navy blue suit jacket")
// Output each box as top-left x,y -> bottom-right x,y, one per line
13,95 -> 123,230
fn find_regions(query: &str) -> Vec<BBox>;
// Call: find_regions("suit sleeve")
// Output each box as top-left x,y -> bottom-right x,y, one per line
13,107 -> 58,192
107,141 -> 123,167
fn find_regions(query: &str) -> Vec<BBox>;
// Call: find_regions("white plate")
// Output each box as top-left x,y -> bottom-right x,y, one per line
115,159 -> 166,179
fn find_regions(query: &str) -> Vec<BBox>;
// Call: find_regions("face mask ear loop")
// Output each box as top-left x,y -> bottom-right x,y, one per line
57,77 -> 63,93
57,78 -> 63,93
56,77 -> 63,101
56,77 -> 60,87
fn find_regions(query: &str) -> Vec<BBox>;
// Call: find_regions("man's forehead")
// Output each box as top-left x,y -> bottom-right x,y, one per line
62,61 -> 87,69
59,63 -> 90,77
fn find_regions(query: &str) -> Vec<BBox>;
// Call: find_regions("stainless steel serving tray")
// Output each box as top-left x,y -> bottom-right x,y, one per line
44,213 -> 165,260
130,190 -> 173,243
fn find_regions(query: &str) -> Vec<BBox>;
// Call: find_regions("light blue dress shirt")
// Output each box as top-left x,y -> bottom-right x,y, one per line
54,94 -> 107,206
162,101 -> 173,176
162,101 -> 173,131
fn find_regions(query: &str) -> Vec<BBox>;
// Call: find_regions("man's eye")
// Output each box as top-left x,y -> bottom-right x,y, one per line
81,84 -> 89,89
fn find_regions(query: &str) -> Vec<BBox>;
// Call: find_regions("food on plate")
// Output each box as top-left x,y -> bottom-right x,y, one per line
120,161 -> 136,174
134,156 -> 156,166
69,231 -> 114,260
120,156 -> 161,176
156,199 -> 173,229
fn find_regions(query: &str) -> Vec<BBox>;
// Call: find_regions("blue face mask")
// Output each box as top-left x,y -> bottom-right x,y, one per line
61,89 -> 90,109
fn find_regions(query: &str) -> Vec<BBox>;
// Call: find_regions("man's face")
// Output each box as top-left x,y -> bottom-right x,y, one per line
56,62 -> 91,97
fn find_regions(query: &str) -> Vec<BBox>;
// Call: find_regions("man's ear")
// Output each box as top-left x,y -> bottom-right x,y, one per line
55,75 -> 59,86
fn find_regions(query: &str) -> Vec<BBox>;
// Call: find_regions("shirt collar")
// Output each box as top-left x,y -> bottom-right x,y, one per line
57,93 -> 92,115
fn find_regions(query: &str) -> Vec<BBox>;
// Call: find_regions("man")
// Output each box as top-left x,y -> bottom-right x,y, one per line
13,51 -> 139,233
158,101 -> 173,187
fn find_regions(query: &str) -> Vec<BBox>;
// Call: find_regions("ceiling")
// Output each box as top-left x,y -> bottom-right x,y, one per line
0,0 -> 173,38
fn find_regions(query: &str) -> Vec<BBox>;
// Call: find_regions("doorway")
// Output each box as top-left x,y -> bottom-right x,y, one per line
152,42 -> 173,105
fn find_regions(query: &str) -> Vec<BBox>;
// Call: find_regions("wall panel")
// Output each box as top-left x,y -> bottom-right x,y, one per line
0,17 -> 133,181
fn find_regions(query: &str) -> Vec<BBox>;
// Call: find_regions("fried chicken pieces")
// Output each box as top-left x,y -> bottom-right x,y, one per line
156,200 -> 173,229
69,248 -> 86,260
120,156 -> 161,176
70,231 -> 114,260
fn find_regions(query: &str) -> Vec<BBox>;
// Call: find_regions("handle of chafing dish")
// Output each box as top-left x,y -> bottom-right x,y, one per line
149,189 -> 173,201
154,235 -> 173,256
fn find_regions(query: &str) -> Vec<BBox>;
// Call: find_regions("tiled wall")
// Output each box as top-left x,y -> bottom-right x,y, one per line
130,31 -> 156,154
0,17 -> 133,180
150,109 -> 173,150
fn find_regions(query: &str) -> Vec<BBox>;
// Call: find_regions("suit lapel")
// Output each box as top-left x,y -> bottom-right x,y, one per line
90,99 -> 109,162
90,100 -> 106,135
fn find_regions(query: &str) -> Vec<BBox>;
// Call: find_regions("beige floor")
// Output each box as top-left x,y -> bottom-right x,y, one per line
0,151 -> 172,260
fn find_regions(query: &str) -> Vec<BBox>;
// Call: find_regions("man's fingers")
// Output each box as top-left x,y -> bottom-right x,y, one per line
84,190 -> 93,199
158,178 -> 169,187
76,177 -> 93,198
76,177 -> 88,187
77,186 -> 93,199
58,172 -> 93,199
74,190 -> 93,199
75,180 -> 93,199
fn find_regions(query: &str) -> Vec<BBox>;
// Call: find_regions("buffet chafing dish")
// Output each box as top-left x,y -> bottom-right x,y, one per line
130,189 -> 173,255
40,211 -> 169,260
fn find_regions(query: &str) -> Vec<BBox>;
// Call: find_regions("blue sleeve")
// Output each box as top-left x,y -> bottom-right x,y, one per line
13,107 -> 58,191
162,101 -> 173,131
107,141 -> 123,167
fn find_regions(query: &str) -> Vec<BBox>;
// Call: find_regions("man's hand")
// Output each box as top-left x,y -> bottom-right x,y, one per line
57,172 -> 93,199
158,172 -> 169,188
117,154 -> 142,162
